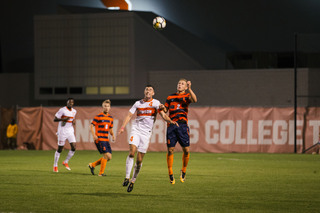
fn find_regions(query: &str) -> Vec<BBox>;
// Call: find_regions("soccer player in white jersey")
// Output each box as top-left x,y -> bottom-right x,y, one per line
53,98 -> 77,172
118,85 -> 178,192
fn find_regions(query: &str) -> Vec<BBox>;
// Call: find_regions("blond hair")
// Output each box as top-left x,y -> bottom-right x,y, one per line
179,78 -> 187,83
102,99 -> 111,106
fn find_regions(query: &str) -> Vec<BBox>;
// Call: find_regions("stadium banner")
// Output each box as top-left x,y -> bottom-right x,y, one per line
17,107 -> 320,153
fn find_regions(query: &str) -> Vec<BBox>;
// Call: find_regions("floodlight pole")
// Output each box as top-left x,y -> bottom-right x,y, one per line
293,33 -> 298,153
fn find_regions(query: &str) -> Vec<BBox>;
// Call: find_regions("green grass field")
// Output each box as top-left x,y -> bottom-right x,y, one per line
0,150 -> 319,213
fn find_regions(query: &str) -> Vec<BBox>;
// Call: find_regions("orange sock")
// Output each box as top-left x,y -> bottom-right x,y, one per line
92,157 -> 102,167
99,158 -> 107,175
167,153 -> 174,175
181,153 -> 190,173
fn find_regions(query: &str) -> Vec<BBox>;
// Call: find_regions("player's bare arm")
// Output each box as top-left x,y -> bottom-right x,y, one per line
187,81 -> 197,103
54,116 -> 69,122
110,128 -> 116,142
159,111 -> 179,127
118,111 -> 133,135
90,124 -> 98,141
159,104 -> 168,113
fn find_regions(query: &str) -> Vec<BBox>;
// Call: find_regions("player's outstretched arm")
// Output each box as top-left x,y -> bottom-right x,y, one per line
118,112 -> 133,135
159,111 -> 179,127
187,81 -> 197,103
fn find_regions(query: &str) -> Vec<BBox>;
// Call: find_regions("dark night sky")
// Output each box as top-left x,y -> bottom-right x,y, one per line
1,0 -> 320,73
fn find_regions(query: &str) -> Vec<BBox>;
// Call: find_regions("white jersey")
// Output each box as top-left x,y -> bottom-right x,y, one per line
55,106 -> 77,134
129,98 -> 160,134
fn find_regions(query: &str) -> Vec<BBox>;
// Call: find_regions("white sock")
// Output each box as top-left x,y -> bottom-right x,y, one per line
125,155 -> 134,179
64,150 -> 75,163
54,151 -> 60,167
131,163 -> 142,183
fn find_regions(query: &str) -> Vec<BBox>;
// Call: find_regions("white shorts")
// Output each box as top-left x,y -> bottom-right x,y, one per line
129,128 -> 151,154
57,129 -> 76,146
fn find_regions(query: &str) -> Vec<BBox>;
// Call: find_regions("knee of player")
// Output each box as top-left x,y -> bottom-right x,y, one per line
167,149 -> 174,155
57,146 -> 63,153
136,160 -> 143,166
129,153 -> 135,158
71,147 -> 76,152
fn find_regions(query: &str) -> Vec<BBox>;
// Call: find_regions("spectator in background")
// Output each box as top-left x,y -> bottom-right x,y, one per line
7,119 -> 18,149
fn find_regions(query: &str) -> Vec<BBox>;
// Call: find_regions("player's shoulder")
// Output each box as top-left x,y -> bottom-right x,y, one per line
166,93 -> 178,99
183,92 -> 191,97
72,108 -> 77,113
58,106 -> 66,111
152,99 -> 161,104
96,112 -> 104,117
134,99 -> 144,106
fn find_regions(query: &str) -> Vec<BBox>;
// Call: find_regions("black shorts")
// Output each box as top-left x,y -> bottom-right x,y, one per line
166,123 -> 190,148
95,141 -> 112,154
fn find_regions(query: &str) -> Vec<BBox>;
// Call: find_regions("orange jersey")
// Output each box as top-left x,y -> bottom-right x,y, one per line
91,112 -> 113,142
165,92 -> 191,123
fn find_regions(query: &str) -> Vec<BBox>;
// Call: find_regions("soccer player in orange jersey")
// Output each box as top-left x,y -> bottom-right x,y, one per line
88,100 -> 116,176
118,85 -> 178,192
162,79 -> 197,184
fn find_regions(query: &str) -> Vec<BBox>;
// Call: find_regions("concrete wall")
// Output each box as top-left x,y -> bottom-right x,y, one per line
0,73 -> 33,107
149,68 -> 320,107
1,69 -> 319,107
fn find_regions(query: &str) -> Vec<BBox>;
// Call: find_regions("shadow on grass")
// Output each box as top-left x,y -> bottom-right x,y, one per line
14,169 -> 122,177
65,192 -> 162,197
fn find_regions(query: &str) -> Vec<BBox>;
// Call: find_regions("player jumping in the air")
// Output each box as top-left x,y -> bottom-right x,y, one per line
53,98 -> 77,172
118,85 -> 178,192
163,79 -> 197,184
88,99 -> 116,176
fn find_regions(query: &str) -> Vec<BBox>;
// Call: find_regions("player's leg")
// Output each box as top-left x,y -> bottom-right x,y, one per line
123,133 -> 139,186
127,152 -> 145,193
127,144 -> 137,169
88,141 -> 102,175
177,124 -> 190,182
166,124 -> 178,184
62,141 -> 76,170
127,132 -> 151,192
167,147 -> 175,184
123,144 -> 137,186
62,134 -> 76,170
131,132 -> 149,184
180,146 -> 190,182
98,142 -> 112,176
53,144 -> 64,172
132,152 -> 144,182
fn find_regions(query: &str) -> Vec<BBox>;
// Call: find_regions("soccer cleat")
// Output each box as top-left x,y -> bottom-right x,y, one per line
98,173 -> 106,177
123,178 -> 130,187
127,182 -> 134,192
88,163 -> 95,175
53,166 -> 58,172
180,170 -> 186,183
169,174 -> 175,185
62,162 -> 71,170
